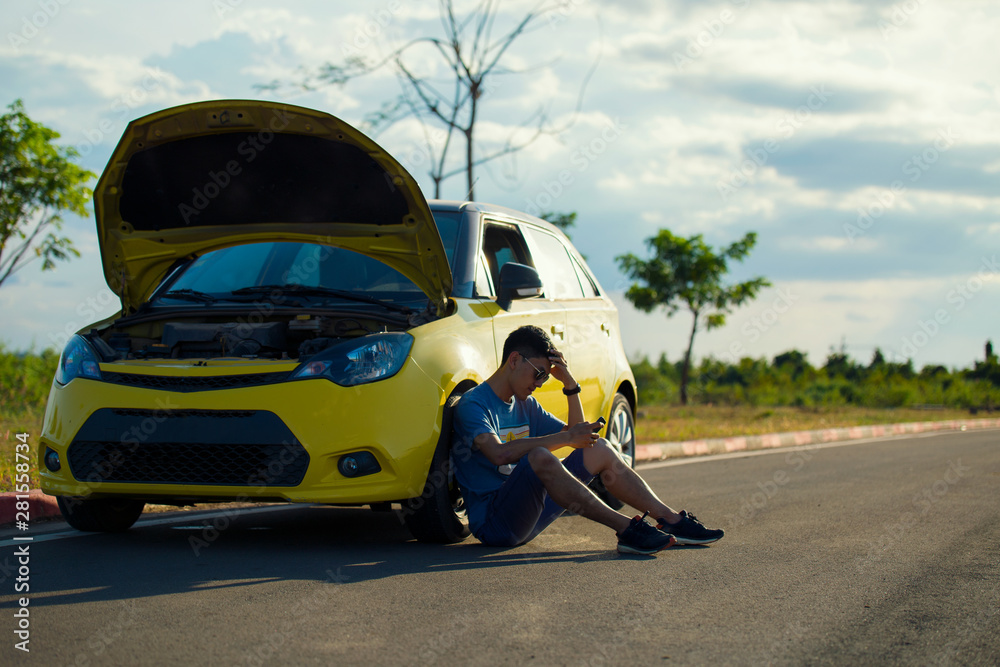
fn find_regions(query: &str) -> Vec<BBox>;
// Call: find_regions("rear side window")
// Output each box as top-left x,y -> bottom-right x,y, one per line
571,255 -> 600,298
521,227 -> 585,299
481,223 -> 531,292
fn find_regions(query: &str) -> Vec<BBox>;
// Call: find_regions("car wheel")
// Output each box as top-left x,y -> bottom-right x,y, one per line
56,496 -> 145,532
588,392 -> 636,511
402,393 -> 471,544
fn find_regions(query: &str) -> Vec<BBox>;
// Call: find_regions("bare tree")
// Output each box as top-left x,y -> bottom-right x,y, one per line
259,0 -> 599,200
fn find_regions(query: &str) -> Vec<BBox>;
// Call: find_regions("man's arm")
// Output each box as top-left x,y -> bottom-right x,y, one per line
549,348 -> 584,426
473,420 -> 601,467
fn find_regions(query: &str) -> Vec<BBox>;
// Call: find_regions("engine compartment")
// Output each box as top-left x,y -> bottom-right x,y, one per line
88,313 -> 405,362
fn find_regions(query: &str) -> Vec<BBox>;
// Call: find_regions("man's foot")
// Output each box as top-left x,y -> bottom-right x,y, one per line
617,511 -> 676,555
657,511 -> 724,545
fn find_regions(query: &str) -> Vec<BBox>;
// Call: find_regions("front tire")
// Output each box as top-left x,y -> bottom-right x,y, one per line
402,393 -> 471,543
588,392 -> 636,510
57,496 -> 145,532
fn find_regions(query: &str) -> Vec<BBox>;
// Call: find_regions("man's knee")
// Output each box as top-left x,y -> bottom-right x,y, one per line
527,447 -> 562,478
587,439 -> 631,481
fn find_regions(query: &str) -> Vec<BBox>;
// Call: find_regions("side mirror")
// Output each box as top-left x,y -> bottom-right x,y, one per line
497,262 -> 543,310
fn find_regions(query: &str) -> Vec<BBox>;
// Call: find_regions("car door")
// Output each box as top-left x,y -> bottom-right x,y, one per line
478,218 -> 569,418
520,225 -> 611,422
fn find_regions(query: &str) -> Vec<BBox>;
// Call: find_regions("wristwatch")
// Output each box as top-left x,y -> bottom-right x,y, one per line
562,384 -> 582,396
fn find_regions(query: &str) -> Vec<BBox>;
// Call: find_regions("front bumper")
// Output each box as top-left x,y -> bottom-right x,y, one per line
38,360 -> 444,505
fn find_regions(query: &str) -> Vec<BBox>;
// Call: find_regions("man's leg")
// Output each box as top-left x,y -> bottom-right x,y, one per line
527,448 -> 679,554
581,440 -> 683,524
526,447 -> 632,534
582,440 -> 725,544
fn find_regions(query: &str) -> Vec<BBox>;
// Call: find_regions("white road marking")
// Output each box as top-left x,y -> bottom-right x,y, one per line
0,504 -> 300,547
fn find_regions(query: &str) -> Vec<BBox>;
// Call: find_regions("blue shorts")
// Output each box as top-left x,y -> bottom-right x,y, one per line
474,449 -> 596,547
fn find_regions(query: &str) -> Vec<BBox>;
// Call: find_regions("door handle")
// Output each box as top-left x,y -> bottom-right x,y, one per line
551,324 -> 565,339
601,322 -> 611,336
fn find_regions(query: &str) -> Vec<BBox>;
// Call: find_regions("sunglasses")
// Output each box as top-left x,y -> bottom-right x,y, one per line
521,354 -> 550,383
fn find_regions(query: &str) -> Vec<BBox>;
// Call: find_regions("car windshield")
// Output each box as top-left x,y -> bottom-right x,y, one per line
154,212 -> 462,309
158,242 -> 425,309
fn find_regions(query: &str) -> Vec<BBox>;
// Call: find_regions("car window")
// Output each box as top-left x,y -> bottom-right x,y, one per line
521,227 -> 585,299
432,210 -> 463,270
481,223 -> 531,291
474,252 -> 494,297
173,243 -> 273,293
161,242 -> 425,302
571,254 -> 600,298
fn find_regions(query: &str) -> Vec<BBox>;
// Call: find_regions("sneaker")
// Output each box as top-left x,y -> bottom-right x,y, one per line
617,511 -> 676,555
657,511 -> 724,545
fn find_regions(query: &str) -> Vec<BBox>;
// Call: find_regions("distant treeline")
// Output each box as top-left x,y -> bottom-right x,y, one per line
1,347 -> 58,416
3,346 -> 999,416
631,348 -> 1000,410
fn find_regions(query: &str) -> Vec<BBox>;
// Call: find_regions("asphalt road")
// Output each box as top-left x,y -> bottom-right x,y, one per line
2,429 -> 997,666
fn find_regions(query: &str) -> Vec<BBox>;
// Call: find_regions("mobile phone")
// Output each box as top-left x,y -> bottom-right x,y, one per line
593,416 -> 606,432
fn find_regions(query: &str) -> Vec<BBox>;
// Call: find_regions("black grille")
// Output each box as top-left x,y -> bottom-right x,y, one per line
101,371 -> 293,392
68,441 -> 308,486
67,409 -> 309,487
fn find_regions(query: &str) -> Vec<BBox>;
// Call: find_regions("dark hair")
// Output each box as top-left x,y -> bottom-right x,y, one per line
502,325 -> 553,365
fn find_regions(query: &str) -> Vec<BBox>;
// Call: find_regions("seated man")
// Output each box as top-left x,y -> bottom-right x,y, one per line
453,325 -> 724,555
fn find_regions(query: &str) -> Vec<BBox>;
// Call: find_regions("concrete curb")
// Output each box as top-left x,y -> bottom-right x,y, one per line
635,417 -> 1000,462
0,489 -> 61,526
3,418 -> 997,526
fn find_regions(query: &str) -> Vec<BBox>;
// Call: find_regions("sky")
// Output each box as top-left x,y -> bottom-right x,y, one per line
1,0 -> 998,370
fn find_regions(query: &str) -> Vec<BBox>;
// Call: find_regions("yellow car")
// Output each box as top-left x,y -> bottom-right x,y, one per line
38,99 -> 637,542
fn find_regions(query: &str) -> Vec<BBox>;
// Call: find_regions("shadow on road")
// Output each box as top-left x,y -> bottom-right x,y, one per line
6,505 -> 625,608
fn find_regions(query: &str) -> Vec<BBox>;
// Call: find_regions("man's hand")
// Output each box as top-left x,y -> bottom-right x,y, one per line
565,420 -> 602,448
547,348 -> 577,389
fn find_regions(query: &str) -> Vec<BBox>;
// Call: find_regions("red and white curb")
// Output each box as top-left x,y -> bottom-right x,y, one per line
0,489 -> 61,526
635,417 -> 1000,462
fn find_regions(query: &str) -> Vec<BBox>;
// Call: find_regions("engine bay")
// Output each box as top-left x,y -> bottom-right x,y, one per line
88,313 -> 406,362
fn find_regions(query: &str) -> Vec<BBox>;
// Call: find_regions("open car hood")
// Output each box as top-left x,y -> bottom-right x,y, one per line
94,99 -> 452,314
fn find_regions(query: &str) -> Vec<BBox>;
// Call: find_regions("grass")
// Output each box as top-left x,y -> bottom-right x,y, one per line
1,409 -> 44,493
635,404 -> 982,443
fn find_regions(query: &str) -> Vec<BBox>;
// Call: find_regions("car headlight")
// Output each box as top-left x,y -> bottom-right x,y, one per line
55,335 -> 102,385
291,332 -> 413,386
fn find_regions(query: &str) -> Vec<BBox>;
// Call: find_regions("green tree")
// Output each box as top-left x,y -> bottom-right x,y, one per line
0,99 -> 94,288
616,230 -> 770,404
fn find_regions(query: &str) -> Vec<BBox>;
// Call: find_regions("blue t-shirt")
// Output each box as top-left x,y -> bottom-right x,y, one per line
452,382 -> 564,532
